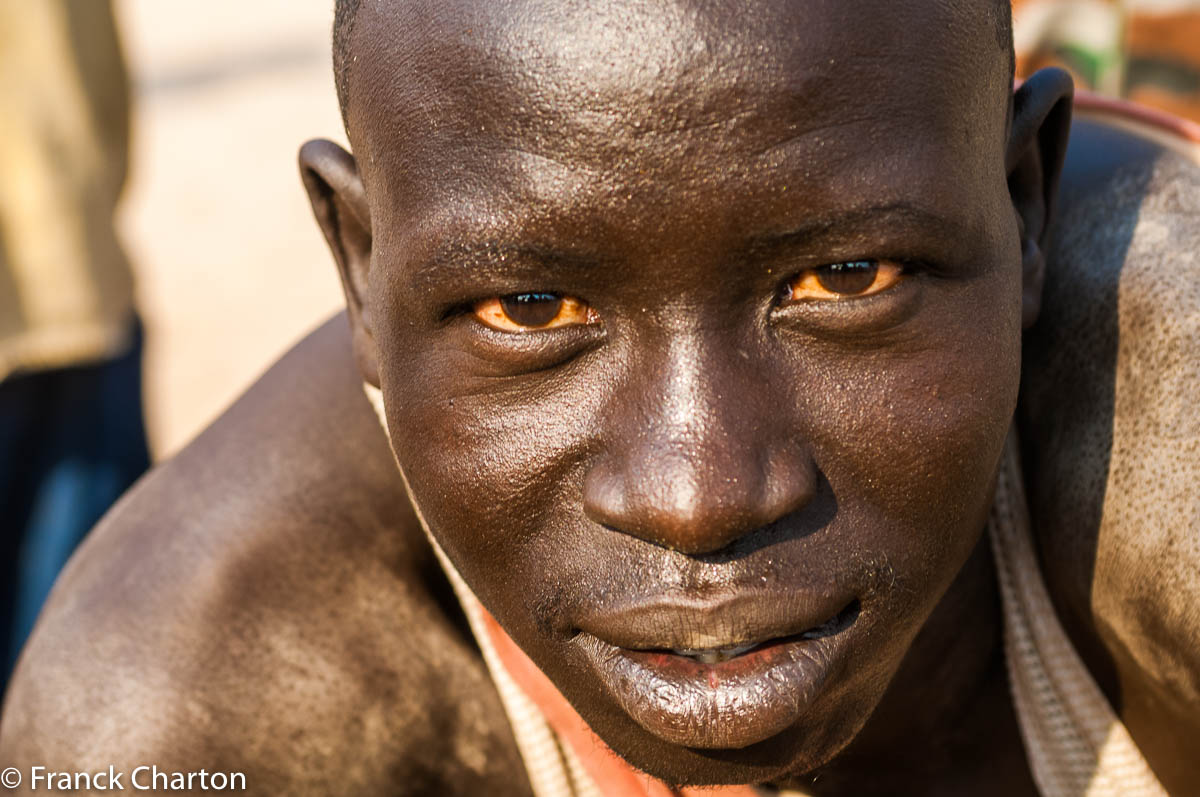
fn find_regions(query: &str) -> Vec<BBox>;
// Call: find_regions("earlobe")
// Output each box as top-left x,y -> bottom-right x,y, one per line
299,139 -> 380,386
1007,68 -> 1074,329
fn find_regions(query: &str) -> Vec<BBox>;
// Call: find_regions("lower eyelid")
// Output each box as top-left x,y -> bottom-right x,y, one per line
770,272 -> 924,337
459,316 -> 607,374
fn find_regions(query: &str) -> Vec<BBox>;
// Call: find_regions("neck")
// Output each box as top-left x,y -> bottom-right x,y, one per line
785,537 -> 1036,796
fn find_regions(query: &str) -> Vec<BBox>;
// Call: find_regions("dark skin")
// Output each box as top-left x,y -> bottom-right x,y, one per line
316,0 -> 1064,788
3,1 -> 1198,794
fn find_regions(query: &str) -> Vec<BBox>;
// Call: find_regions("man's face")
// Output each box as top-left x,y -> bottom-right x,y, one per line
352,0 -> 1020,784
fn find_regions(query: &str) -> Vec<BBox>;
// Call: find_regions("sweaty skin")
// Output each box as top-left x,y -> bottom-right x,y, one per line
310,0 -> 1066,788
2,2 -> 1198,795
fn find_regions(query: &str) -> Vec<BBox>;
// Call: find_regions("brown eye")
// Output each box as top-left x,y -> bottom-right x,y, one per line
786,260 -> 904,302
473,292 -> 598,332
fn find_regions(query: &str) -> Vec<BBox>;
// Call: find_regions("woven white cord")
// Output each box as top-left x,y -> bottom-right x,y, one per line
987,433 -> 1167,797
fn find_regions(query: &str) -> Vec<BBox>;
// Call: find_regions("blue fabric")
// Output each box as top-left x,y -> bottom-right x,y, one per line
0,321 -> 150,695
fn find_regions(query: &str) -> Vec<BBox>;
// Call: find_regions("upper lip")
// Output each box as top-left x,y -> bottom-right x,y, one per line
574,588 -> 855,651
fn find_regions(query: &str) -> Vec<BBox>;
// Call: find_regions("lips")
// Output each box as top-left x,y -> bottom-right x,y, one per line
671,643 -> 757,664
667,600 -> 859,662
574,591 -> 861,750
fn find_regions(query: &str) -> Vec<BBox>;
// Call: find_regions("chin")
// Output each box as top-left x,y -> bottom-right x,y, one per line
613,723 -> 863,789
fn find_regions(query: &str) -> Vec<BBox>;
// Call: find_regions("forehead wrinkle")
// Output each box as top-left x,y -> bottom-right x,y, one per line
353,0 -> 1012,237
369,30 -> 997,167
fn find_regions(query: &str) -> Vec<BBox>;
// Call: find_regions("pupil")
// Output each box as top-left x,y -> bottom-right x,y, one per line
816,261 -> 878,295
500,293 -> 563,327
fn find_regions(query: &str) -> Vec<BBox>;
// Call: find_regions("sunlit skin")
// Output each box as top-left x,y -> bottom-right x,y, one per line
315,0 -> 1069,788
5,1 -> 1200,795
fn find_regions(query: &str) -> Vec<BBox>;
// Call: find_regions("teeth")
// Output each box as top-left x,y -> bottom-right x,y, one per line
672,644 -> 755,663
801,614 -> 840,643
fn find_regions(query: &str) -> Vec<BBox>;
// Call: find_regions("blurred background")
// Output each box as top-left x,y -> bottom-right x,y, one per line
119,0 -> 346,459
0,0 -> 345,691
1014,0 -> 1200,120
3,0 -> 1200,694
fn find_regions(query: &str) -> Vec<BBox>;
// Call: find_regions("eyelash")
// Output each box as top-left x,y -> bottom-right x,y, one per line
778,259 -> 911,304
473,293 -> 599,332
449,258 -> 921,334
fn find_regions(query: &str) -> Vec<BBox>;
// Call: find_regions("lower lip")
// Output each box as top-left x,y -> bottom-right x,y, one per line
577,613 -> 857,750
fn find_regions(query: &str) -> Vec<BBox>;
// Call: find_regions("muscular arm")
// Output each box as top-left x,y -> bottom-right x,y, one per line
1021,117 -> 1200,791
0,315 -> 531,796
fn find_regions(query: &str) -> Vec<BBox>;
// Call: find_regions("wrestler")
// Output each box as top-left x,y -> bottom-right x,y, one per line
2,0 -> 1198,794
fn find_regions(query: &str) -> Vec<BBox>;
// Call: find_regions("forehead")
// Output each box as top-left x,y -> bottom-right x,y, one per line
349,0 -> 1010,251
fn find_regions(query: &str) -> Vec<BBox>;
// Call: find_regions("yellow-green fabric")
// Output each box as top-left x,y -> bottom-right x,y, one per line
0,0 -> 134,380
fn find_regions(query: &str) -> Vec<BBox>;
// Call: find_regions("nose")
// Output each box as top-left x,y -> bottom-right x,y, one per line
583,339 -> 817,555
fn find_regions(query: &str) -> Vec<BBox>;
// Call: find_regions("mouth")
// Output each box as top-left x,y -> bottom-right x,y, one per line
662,600 -> 861,664
576,598 -> 861,750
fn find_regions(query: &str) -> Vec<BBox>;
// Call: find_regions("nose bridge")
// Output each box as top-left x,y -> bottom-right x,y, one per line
584,328 -> 814,554
638,333 -> 738,523
655,330 -> 712,446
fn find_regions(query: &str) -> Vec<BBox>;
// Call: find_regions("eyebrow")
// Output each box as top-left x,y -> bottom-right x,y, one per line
413,200 -> 967,285
743,201 -> 967,261
412,238 -> 609,286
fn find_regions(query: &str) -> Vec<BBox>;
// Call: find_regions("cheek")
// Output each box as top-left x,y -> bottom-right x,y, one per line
379,336 -> 605,611
804,276 -> 1022,612
829,348 -> 1016,522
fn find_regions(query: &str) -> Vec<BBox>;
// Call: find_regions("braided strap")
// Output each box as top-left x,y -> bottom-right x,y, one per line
988,433 -> 1167,797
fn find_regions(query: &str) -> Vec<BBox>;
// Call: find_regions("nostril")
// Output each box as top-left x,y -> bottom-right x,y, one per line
635,503 -> 760,554
582,465 -> 628,528
583,452 -> 819,555
762,449 -> 820,518
583,461 -> 747,553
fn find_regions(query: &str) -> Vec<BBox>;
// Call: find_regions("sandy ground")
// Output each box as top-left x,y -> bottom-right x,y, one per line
115,0 -> 348,458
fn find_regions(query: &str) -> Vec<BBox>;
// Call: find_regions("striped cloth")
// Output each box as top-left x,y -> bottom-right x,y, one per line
1013,0 -> 1200,122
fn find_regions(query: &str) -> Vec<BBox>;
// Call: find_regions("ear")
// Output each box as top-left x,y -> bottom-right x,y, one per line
1007,68 -> 1074,329
299,139 -> 380,386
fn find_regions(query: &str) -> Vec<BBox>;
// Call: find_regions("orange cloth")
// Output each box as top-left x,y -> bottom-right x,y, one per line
479,609 -> 761,797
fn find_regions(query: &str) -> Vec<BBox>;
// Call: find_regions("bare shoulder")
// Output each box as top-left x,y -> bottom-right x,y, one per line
1022,116 -> 1200,788
0,315 -> 530,796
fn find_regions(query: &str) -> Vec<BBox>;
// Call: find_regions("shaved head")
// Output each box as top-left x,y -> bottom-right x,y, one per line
302,0 -> 1073,785
333,0 -> 362,124
332,0 -> 1015,135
